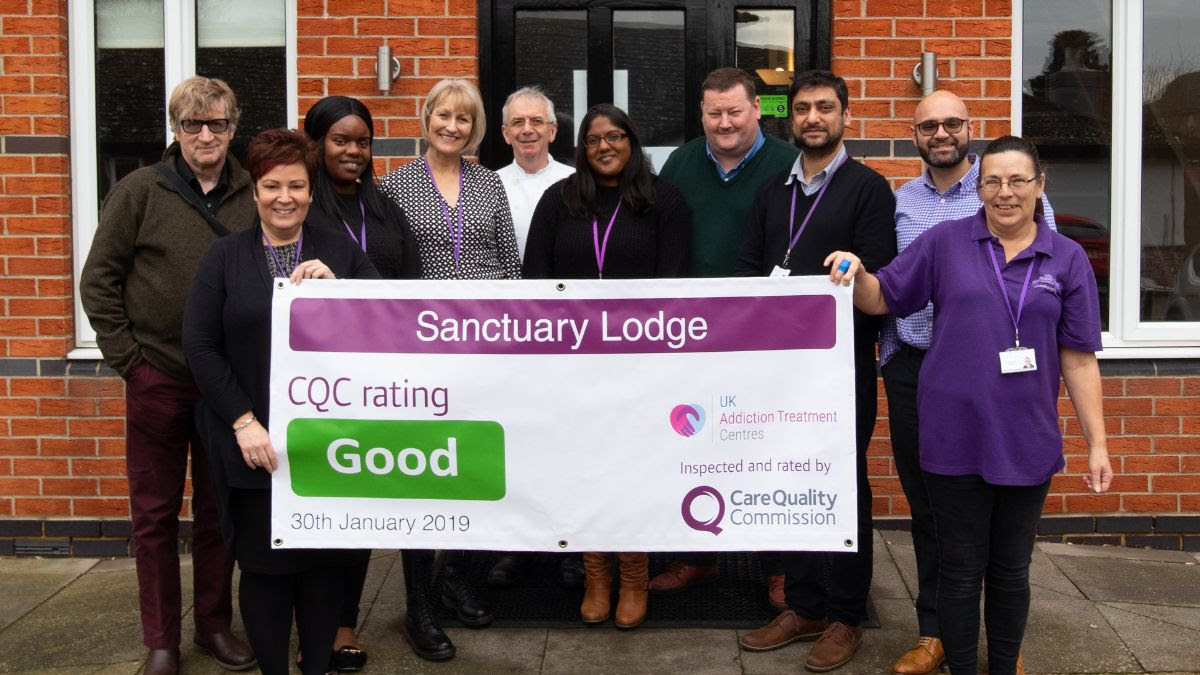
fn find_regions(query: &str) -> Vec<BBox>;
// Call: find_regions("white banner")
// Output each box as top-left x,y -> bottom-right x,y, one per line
269,277 -> 858,553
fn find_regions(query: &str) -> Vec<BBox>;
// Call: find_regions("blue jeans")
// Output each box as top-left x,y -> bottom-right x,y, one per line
924,472 -> 1050,675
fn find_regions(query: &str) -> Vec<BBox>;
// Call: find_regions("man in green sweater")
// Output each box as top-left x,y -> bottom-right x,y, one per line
659,67 -> 798,277
651,67 -> 798,604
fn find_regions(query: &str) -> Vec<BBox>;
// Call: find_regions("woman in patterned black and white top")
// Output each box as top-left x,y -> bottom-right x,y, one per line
379,78 -> 521,280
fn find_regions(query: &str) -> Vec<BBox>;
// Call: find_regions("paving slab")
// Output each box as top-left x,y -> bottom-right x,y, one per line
882,530 -> 923,604
0,565 -> 145,672
1022,584 -> 1141,673
2,664 -> 142,675
544,627 -> 739,675
872,530 -> 913,602
361,624 -> 547,674
0,558 -> 95,631
1095,604 -> 1200,673
1102,602 -> 1200,631
1047,554 -> 1200,606
1029,545 -> 1086,599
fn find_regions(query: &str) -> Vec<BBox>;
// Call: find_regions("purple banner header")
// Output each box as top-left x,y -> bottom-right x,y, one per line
289,295 -> 836,355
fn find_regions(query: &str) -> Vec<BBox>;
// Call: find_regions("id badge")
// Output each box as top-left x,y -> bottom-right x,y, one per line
999,347 -> 1037,374
770,265 -> 791,278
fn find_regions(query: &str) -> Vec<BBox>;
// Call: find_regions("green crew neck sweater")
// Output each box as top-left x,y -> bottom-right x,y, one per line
659,134 -> 798,277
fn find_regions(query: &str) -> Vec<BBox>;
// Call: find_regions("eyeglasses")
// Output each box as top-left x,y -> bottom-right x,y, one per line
179,118 -> 231,134
915,117 -> 966,136
506,117 -> 548,129
978,175 -> 1040,193
584,131 -> 628,148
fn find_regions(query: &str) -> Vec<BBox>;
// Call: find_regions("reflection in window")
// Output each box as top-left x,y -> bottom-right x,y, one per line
95,0 -> 164,204
1142,1 -> 1200,322
613,10 -> 685,155
196,0 -> 286,166
736,9 -> 794,142
514,10 -> 587,165
1022,1 -> 1112,328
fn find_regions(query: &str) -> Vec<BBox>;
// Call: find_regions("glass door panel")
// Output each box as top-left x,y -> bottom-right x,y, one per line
613,10 -> 685,172
736,9 -> 795,143
515,10 -> 588,165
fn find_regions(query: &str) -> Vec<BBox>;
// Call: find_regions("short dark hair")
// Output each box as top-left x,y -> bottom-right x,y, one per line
245,128 -> 318,186
701,67 -> 756,102
979,135 -> 1045,177
303,95 -> 391,225
562,104 -> 656,219
788,69 -> 849,112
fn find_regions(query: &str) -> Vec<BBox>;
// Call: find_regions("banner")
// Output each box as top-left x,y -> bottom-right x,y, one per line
269,277 -> 858,553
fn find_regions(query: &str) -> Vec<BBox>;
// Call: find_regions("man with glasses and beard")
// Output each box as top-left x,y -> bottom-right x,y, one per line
734,70 -> 895,673
882,90 -> 1055,675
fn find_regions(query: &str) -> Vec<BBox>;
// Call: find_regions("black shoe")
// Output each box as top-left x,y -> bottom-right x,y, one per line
487,554 -> 524,587
403,612 -> 455,661
331,645 -> 368,672
442,567 -> 494,627
558,555 -> 585,589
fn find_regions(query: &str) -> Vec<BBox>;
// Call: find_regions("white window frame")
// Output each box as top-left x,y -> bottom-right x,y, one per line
68,0 -> 298,358
1015,0 -> 1200,358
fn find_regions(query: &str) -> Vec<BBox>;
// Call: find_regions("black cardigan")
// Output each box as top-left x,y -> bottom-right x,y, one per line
306,189 -> 422,280
183,223 -> 380,491
522,177 -> 692,279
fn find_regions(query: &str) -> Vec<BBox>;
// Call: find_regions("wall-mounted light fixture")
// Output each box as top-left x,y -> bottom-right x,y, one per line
375,45 -> 401,94
912,52 -> 938,96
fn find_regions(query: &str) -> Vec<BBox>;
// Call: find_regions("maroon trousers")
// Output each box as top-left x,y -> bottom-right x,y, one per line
125,361 -> 234,649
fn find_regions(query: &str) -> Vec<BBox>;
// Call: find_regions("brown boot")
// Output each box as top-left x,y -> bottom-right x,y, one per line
614,552 -> 649,629
580,552 -> 612,623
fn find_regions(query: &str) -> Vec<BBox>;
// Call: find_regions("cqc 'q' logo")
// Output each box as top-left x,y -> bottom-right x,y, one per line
681,485 -> 725,535
669,404 -> 706,437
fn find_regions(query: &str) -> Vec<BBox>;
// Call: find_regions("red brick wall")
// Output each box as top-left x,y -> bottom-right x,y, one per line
0,0 -> 1195,542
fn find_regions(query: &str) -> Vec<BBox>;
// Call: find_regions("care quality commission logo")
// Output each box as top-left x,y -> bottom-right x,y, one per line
681,485 -> 725,535
669,403 -> 706,437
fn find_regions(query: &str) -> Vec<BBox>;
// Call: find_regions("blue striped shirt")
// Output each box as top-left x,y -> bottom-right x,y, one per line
880,154 -> 1056,365
706,129 -> 766,182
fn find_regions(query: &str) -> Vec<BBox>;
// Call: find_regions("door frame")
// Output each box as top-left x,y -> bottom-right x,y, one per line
478,0 -> 830,168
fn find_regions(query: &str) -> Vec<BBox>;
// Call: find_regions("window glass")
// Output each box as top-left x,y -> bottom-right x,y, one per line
514,10 -> 587,165
613,10 -> 685,171
95,0 -> 164,204
1022,1 -> 1112,329
1141,1 -> 1200,322
196,0 -> 286,165
736,9 -> 794,142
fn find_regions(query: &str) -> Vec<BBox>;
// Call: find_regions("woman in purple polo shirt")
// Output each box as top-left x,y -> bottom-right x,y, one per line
823,136 -> 1113,675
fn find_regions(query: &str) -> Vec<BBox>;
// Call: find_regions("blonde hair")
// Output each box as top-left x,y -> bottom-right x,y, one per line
168,76 -> 239,132
421,78 -> 486,155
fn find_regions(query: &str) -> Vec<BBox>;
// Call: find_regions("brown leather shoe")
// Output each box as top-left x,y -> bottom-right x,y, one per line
194,631 -> 256,671
891,636 -> 944,674
1016,652 -> 1025,675
614,552 -> 649,629
145,648 -> 179,675
766,573 -> 786,609
580,552 -> 612,623
805,621 -> 863,672
648,560 -> 719,594
739,609 -> 829,652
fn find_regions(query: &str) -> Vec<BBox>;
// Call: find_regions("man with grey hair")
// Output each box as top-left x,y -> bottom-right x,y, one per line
496,86 -> 574,259
81,76 -> 256,675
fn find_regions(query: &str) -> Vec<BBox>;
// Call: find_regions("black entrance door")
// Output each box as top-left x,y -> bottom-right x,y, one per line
478,0 -> 829,169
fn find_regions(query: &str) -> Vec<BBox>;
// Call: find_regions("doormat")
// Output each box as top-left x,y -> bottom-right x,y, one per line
433,552 -> 880,629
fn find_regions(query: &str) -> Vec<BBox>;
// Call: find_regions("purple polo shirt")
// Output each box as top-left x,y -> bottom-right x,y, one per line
875,208 -> 1102,485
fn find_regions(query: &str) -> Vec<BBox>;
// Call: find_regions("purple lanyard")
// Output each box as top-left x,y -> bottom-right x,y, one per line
781,156 -> 842,269
592,200 -> 622,279
263,228 -> 303,276
423,155 -> 464,276
341,199 -> 366,253
986,241 -> 1036,348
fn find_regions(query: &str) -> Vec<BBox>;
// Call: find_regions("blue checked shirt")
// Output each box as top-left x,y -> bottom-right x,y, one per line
879,154 -> 1056,365
706,129 -> 766,182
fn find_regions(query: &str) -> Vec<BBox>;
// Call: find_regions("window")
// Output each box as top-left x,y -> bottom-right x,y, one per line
1019,0 -> 1200,354
69,0 -> 296,354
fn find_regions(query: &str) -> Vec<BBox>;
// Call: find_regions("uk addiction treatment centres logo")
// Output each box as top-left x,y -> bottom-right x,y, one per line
669,403 -> 706,437
681,485 -> 725,535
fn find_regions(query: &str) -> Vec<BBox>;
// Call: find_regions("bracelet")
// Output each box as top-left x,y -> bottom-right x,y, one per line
233,416 -> 256,435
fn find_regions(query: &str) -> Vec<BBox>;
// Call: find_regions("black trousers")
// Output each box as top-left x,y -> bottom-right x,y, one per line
239,567 -> 343,675
782,355 -> 876,626
338,552 -> 371,628
881,344 -> 939,637
925,472 -> 1050,675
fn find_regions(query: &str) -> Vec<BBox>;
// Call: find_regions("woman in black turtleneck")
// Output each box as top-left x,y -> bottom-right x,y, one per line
522,103 -> 691,630
300,96 -> 424,669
